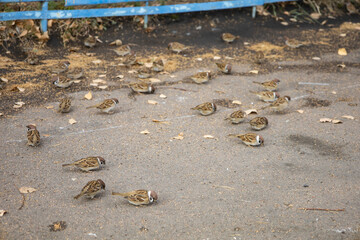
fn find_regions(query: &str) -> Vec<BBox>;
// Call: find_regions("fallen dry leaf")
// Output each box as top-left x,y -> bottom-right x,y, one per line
312,57 -> 321,61
116,75 -> 124,79
98,86 -> 108,89
338,48 -> 347,56
43,134 -> 51,137
337,64 -> 346,68
280,21 -> 289,26
232,100 -> 242,105
0,77 -> 8,83
140,130 -> 150,135
93,79 -> 106,83
90,83 -> 98,87
297,109 -> 304,114
245,109 -> 258,115
98,74 -> 106,78
84,91 -> 92,100
19,187 -> 37,193
159,94 -> 167,99
249,70 -> 259,74
49,221 -> 67,232
310,13 -> 321,20
152,119 -> 170,124
110,39 -> 122,46
204,135 -> 215,139
128,70 -> 137,74
320,118 -> 332,123
332,119 -> 342,124
173,132 -> 184,140
331,91 -> 337,94
69,118 -> 77,124
92,60 -> 102,64
213,56 -> 221,60
73,80 -> 81,84
13,101 -> 25,109
342,115 -> 354,120
148,100 -> 158,105
45,105 -> 54,109
19,29 -> 28,38
196,58 -> 203,61
148,78 -> 161,83
0,210 -> 7,217
339,33 -> 346,37
0,113 -> 3,117
144,62 -> 153,68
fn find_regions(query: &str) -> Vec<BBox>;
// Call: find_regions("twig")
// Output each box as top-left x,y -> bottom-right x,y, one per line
299,208 -> 345,212
14,183 -> 26,210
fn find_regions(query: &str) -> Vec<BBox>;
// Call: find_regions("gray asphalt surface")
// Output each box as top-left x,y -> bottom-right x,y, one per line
1,49 -> 360,240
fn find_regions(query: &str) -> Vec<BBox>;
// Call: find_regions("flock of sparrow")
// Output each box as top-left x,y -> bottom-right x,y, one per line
25,32 -> 291,204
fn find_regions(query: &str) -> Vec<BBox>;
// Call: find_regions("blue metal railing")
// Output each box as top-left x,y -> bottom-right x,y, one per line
0,0 -> 295,31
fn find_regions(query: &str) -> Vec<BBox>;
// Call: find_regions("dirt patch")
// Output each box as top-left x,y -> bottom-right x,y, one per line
303,97 -> 331,108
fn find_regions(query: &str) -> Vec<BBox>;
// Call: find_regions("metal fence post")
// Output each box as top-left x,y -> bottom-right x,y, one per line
252,6 -> 256,18
144,0 -> 148,28
41,1 -> 48,32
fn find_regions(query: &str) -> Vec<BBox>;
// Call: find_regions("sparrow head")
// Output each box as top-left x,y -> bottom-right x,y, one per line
275,92 -> 281,98
211,102 -> 217,111
26,124 -> 37,131
263,117 -> 269,125
284,96 -> 291,101
63,61 -> 71,68
112,98 -> 119,104
148,85 -> 155,93
52,76 -> 59,85
97,157 -> 106,165
148,191 -> 158,202
225,64 -> 232,73
97,179 -> 106,189
256,135 -> 264,146
272,79 -> 281,83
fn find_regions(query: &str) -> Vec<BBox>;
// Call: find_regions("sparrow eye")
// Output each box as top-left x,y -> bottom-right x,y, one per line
149,196 -> 153,202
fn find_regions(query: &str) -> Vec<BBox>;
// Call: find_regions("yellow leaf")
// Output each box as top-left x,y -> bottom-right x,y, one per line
342,115 -> 354,120
338,48 -> 347,56
73,80 -> 81,83
331,119 -> 342,124
92,60 -> 102,64
148,78 -> 161,83
140,130 -> 150,135
0,210 -> 7,216
19,187 -> 37,193
310,13 -> 321,20
320,118 -> 332,123
116,75 -> 124,79
297,110 -> 304,114
93,79 -> 106,83
45,105 -> 54,109
0,77 -> 8,83
173,132 -> 184,140
159,94 -> 167,99
204,135 -> 215,139
280,21 -> 289,26
232,100 -> 242,105
84,91 -> 92,100
98,86 -> 108,89
69,118 -> 77,124
213,56 -> 221,60
312,57 -> 321,61
0,113 -> 3,117
147,100 -> 158,105
13,101 -> 25,109
249,70 -> 259,74
245,109 -> 258,115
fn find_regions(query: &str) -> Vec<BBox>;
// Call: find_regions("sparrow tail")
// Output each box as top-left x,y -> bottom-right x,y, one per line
249,90 -> 257,94
74,193 -> 82,199
112,192 -> 126,196
227,134 -> 238,137
252,81 -> 262,85
86,105 -> 97,109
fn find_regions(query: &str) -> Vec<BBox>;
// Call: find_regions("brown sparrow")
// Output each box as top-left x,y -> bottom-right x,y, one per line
25,53 -> 39,65
168,42 -> 191,54
62,156 -> 105,172
53,75 -> 74,88
253,51 -> 265,65
67,67 -> 84,79
228,133 -> 264,146
74,179 -> 105,199
122,52 -> 137,67
346,2 -> 359,14
249,117 -> 268,130
86,98 -> 119,114
252,79 -> 280,91
190,72 -> 212,84
112,190 -> 158,206
58,97 -> 72,113
152,59 -> 164,72
215,62 -> 232,74
113,45 -> 131,56
225,110 -> 246,124
51,61 -> 70,74
129,82 -> 155,94
191,102 -> 216,116
261,96 -> 291,112
137,67 -> 153,79
84,35 -> 96,48
26,124 -> 40,146
222,33 -> 239,43
285,39 -> 304,49
249,90 -> 280,102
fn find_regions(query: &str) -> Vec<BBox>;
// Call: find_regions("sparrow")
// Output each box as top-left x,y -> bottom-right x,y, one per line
222,33 -> 239,43
253,51 -> 265,65
58,97 -> 72,113
67,67 -> 84,79
122,52 -> 137,67
84,35 -> 96,48
25,54 -> 39,65
113,45 -> 131,56
249,90 -> 280,102
53,75 -> 74,88
26,124 -> 40,146
346,2 -> 359,14
228,133 -> 264,146
112,190 -> 158,206
190,71 -> 212,84
261,96 -> 291,112
152,59 -> 164,72
62,156 -> 105,172
225,110 -> 246,124
129,82 -> 155,94
249,117 -> 268,130
285,39 -> 304,49
191,102 -> 216,116
86,98 -> 119,114
252,79 -> 280,91
74,179 -> 106,199
137,67 -> 153,79
50,61 -> 70,74
215,62 -> 232,74
168,42 -> 191,54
